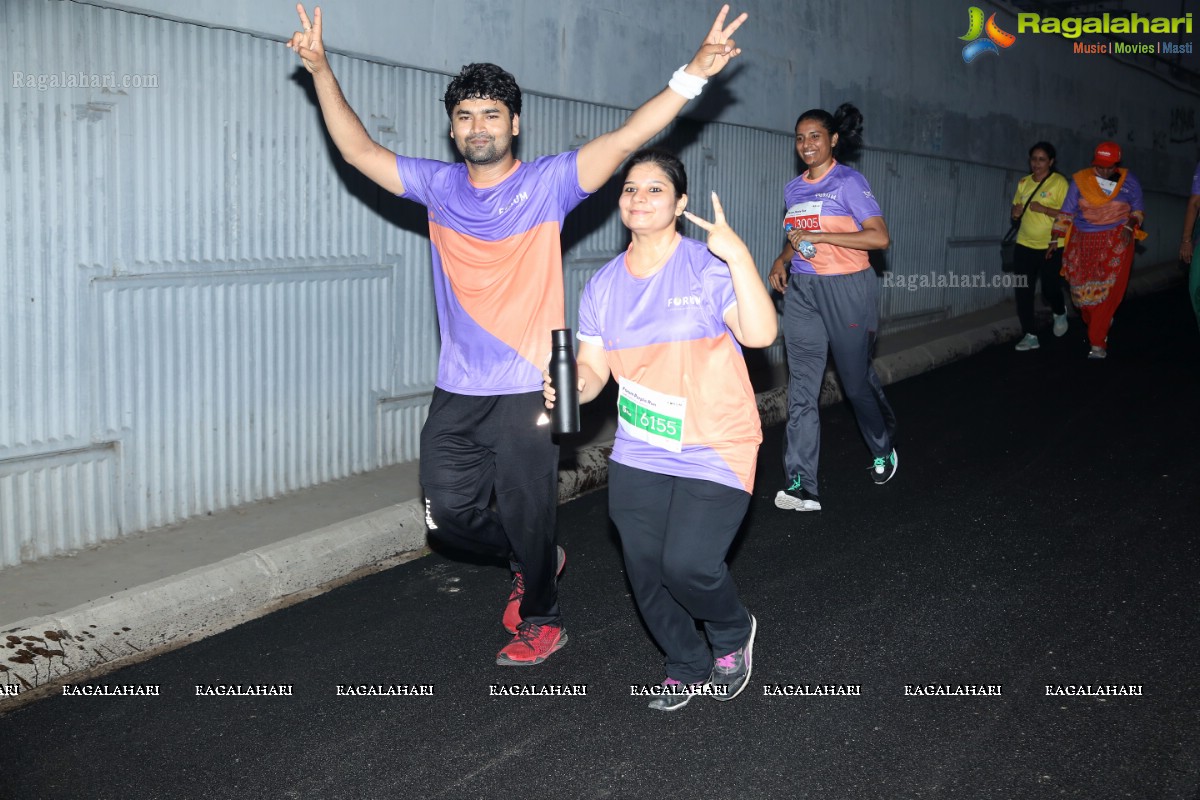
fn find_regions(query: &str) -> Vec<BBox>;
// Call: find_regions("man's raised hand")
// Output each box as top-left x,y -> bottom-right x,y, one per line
288,4 -> 327,74
687,5 -> 749,78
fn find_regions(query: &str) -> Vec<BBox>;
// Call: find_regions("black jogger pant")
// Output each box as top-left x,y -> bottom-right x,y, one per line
419,388 -> 561,625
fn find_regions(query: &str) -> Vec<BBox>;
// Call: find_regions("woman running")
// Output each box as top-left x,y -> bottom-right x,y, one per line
768,103 -> 896,513
545,149 -> 775,711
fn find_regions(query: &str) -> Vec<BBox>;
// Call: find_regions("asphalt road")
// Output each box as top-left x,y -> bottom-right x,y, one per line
3,286 -> 1198,800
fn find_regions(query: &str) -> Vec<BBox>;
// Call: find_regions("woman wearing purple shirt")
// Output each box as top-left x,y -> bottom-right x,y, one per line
545,150 -> 776,710
767,104 -> 896,511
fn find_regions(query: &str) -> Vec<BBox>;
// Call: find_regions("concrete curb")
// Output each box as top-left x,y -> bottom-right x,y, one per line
2,264 -> 1182,708
2,500 -> 428,707
1,444 -> 615,708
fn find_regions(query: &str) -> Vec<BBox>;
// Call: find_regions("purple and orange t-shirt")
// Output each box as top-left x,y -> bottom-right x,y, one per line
578,236 -> 762,493
783,161 -> 883,276
397,151 -> 589,395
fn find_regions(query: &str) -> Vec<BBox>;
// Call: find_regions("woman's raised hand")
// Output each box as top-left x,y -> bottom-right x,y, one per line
684,191 -> 751,265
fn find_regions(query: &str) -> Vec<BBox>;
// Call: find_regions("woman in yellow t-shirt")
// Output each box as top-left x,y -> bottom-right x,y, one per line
1011,142 -> 1070,352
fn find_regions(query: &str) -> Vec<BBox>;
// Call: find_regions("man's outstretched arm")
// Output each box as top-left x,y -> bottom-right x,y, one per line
575,5 -> 748,193
288,4 -> 404,195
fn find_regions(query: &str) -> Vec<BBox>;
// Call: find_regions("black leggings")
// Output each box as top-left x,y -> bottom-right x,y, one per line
1013,243 -> 1066,334
608,461 -> 752,683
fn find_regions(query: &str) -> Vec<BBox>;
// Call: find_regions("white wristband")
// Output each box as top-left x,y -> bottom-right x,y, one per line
668,65 -> 707,100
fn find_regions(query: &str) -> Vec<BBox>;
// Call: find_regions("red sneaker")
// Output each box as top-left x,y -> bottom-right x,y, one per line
502,545 -> 566,634
496,622 -> 568,666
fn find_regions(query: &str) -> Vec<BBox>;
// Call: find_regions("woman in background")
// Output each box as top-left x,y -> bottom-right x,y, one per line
1179,160 -> 1200,331
767,103 -> 895,513
1051,141 -> 1146,359
1011,142 -> 1070,351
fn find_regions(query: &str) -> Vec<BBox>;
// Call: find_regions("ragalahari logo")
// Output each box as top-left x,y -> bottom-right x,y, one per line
960,7 -> 1016,62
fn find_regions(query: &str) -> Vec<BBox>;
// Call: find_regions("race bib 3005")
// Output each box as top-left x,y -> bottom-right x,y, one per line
784,200 -> 823,233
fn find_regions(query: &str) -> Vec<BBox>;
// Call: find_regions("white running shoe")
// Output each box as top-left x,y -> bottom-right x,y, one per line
1052,313 -> 1068,337
1014,333 -> 1040,351
775,488 -> 822,511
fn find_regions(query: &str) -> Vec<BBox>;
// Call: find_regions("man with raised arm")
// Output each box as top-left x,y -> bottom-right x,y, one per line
287,4 -> 747,666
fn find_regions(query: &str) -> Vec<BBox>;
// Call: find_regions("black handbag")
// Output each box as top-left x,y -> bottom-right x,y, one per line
1002,174 -> 1051,272
1000,221 -> 1020,272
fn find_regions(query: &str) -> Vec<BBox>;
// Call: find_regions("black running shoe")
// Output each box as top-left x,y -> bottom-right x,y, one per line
774,476 -> 821,511
710,615 -> 756,701
647,678 -> 707,712
870,449 -> 898,485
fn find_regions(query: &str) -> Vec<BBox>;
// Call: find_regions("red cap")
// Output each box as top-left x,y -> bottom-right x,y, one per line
1092,141 -> 1121,167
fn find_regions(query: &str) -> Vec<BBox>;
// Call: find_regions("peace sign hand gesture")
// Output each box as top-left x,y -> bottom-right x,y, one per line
686,5 -> 749,78
686,192 -> 778,348
288,4 -> 328,74
684,192 -> 751,265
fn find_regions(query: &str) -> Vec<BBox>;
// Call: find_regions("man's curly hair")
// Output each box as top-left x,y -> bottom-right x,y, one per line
443,63 -> 522,118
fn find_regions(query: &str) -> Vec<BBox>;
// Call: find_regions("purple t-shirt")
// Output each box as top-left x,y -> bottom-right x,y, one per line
783,162 -> 882,276
1192,161 -> 1200,196
1060,170 -> 1145,233
578,236 -> 762,493
397,151 -> 589,395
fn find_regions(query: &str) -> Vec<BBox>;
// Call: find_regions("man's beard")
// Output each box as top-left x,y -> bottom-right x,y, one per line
460,136 -> 507,165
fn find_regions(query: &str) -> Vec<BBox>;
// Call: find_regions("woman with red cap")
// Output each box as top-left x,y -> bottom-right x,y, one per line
1050,141 -> 1147,359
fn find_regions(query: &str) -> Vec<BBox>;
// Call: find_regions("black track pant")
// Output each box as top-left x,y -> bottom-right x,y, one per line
782,268 -> 897,496
420,388 -> 560,625
1013,243 -> 1066,335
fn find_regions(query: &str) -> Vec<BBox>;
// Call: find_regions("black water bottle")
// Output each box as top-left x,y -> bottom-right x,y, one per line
549,328 -> 580,435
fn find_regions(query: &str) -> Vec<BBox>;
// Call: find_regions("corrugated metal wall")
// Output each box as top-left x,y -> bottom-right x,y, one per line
0,1 -> 1183,566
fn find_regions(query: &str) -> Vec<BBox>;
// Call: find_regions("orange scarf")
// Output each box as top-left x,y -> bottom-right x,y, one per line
1073,167 -> 1126,208
1054,168 -> 1148,246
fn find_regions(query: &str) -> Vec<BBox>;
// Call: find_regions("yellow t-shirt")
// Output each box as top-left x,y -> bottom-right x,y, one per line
1012,172 -> 1068,249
